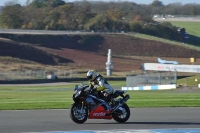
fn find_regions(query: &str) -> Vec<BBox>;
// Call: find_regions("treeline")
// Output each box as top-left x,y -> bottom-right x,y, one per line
0,0 -> 200,41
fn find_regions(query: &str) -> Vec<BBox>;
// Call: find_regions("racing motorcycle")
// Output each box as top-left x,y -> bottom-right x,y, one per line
70,82 -> 130,124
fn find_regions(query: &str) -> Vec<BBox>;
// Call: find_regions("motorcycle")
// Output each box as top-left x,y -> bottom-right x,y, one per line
70,82 -> 130,124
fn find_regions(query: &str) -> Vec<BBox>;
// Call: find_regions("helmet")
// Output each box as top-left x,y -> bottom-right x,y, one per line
87,70 -> 97,81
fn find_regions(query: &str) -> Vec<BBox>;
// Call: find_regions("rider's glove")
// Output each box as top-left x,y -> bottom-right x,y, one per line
103,92 -> 108,97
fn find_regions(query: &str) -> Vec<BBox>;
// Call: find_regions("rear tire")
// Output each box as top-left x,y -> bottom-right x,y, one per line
112,103 -> 130,123
70,103 -> 88,124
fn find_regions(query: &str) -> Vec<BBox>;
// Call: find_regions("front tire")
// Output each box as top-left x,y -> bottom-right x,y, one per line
112,103 -> 130,123
70,103 -> 88,124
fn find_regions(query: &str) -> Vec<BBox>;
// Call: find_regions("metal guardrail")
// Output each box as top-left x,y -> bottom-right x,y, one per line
0,70 -> 79,80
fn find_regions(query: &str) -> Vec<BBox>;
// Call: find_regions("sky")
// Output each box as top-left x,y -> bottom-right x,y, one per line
0,0 -> 200,6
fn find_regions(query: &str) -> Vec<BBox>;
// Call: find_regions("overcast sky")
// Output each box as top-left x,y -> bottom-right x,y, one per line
0,0 -> 200,6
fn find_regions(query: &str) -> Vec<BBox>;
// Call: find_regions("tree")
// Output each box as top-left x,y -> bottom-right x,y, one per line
129,22 -> 142,32
151,0 -> 164,6
133,15 -> 141,22
106,8 -> 123,21
0,4 -> 23,28
190,5 -> 198,15
4,0 -> 19,6
85,14 -> 116,31
46,0 -> 65,7
25,0 -> 32,6
30,0 -> 65,8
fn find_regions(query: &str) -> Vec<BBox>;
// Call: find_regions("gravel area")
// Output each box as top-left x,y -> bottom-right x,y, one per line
174,86 -> 200,93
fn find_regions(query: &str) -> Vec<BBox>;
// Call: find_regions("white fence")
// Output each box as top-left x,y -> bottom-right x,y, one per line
126,71 -> 177,87
153,14 -> 200,19
153,15 -> 200,22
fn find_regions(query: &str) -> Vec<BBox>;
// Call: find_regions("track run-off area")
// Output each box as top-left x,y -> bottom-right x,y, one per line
0,108 -> 200,133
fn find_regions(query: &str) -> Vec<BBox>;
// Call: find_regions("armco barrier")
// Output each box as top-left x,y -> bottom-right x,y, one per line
0,77 -> 125,84
121,84 -> 176,90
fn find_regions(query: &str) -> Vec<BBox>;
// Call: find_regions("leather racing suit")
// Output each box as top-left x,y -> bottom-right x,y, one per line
89,74 -> 114,111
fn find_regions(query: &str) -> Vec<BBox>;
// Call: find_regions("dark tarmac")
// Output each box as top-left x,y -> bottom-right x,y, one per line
0,108 -> 200,133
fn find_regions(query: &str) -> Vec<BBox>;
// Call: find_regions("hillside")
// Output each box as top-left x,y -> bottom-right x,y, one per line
0,33 -> 200,73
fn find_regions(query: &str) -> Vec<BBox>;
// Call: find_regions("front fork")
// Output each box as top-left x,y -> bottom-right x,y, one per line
81,101 -> 84,110
77,101 -> 85,111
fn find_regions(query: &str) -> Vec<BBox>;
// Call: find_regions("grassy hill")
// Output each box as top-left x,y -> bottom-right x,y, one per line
170,21 -> 200,37
0,33 -> 200,75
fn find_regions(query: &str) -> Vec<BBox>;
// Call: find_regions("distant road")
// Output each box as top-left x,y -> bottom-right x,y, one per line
0,108 -> 200,133
154,18 -> 200,22
0,29 -> 95,35
0,29 -> 125,35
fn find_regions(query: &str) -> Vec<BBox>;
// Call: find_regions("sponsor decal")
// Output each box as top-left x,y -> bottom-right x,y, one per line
157,65 -> 164,69
93,112 -> 106,116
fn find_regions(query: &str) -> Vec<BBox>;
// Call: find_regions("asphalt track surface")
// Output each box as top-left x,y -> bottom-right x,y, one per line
0,108 -> 200,133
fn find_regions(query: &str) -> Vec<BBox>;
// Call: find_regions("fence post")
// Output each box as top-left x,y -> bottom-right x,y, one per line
43,71 -> 46,79
169,71 -> 171,84
58,70 -> 60,77
64,70 -> 66,78
75,71 -> 77,78
159,71 -> 161,85
185,77 -> 187,87
174,69 -> 177,87
70,70 -> 72,78
29,70 -> 32,79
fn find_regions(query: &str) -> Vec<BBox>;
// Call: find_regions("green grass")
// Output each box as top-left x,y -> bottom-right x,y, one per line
128,33 -> 200,52
0,83 -> 200,110
177,74 -> 200,86
126,91 -> 200,107
170,21 -> 200,37
128,21 -> 200,51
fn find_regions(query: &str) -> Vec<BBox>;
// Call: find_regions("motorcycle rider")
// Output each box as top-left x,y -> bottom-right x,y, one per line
86,70 -> 114,112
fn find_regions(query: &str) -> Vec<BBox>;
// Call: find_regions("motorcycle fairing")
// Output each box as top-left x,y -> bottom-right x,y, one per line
88,105 -> 112,119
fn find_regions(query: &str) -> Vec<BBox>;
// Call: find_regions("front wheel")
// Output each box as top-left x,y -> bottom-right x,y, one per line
112,103 -> 130,123
70,103 -> 88,124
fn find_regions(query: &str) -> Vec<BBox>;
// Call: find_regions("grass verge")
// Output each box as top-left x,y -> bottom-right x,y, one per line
0,82 -> 200,110
129,33 -> 200,51
177,74 -> 200,86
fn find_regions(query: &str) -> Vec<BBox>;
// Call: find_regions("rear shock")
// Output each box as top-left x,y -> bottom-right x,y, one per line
111,94 -> 130,114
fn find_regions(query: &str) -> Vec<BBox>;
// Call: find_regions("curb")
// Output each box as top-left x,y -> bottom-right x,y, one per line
121,84 -> 176,90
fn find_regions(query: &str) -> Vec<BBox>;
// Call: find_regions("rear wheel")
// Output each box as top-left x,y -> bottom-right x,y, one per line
112,103 -> 130,123
70,103 -> 88,124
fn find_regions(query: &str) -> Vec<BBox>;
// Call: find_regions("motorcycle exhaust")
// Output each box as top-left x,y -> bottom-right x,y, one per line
111,94 -> 130,114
